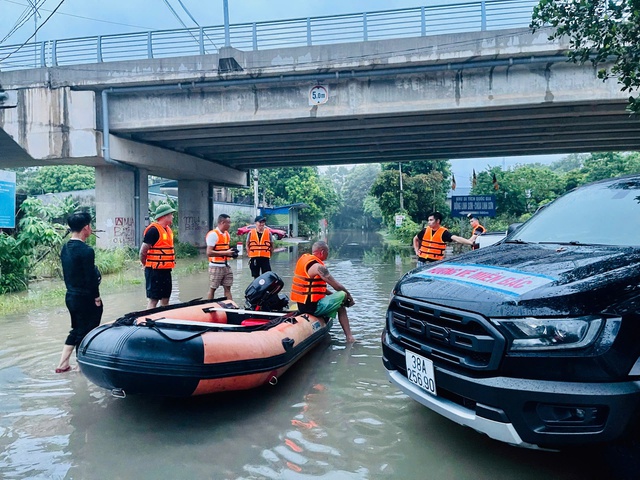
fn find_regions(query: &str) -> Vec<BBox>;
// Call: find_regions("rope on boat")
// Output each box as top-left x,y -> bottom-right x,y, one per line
138,319 -> 211,342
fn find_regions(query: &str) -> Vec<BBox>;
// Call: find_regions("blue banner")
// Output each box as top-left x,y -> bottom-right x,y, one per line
451,195 -> 496,218
0,170 -> 16,228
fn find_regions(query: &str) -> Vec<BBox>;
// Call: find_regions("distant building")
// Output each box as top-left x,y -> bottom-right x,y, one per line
262,203 -> 307,238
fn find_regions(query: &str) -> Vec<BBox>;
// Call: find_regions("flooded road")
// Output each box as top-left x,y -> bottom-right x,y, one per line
0,230 -> 622,479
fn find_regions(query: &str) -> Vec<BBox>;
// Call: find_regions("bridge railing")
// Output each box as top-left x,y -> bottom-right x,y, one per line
0,0 -> 539,72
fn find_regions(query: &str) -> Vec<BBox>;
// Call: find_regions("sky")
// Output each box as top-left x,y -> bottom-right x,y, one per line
0,0 -> 442,45
0,0 -> 564,182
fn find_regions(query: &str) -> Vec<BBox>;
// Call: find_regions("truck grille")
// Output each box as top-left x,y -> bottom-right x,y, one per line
390,297 -> 505,371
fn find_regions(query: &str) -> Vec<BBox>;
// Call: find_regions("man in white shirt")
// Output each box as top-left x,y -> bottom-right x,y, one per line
205,214 -> 236,300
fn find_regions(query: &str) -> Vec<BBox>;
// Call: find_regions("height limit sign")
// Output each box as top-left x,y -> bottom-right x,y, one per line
309,85 -> 328,105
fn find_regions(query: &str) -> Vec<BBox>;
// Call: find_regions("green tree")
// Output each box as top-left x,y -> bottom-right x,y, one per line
384,159 -> 451,177
0,197 -> 71,293
258,167 -> 339,235
472,166 -> 565,219
580,152 -> 640,182
323,166 -> 353,197
549,153 -> 587,173
363,195 -> 383,224
371,161 -> 450,224
13,165 -> 95,194
531,0 -> 640,113
327,164 -> 381,228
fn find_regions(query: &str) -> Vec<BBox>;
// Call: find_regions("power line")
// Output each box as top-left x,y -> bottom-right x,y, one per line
176,0 -> 200,26
0,0 -> 65,62
1,0 -> 47,44
0,0 -> 155,35
161,0 -> 191,30
160,0 -> 212,52
175,0 -> 220,52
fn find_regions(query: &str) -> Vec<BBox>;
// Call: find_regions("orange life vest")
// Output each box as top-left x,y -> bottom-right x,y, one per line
207,228 -> 230,264
472,224 -> 486,250
143,223 -> 175,269
418,226 -> 447,261
290,254 -> 327,304
247,228 -> 272,258
473,224 -> 486,235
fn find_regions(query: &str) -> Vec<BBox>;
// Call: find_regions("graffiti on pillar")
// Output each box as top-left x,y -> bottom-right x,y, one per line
183,216 -> 203,231
112,217 -> 135,244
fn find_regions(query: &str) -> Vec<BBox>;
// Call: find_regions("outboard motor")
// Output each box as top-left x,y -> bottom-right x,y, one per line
244,272 -> 289,312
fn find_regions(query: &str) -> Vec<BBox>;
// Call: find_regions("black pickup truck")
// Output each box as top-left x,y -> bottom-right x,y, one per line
382,174 -> 640,449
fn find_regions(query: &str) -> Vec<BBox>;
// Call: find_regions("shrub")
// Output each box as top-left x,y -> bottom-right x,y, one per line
0,198 -> 69,293
95,247 -> 136,275
175,241 -> 199,258
391,217 -> 421,246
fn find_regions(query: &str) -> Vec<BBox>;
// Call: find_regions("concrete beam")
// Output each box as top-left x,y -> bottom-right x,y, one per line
108,135 -> 247,185
0,28 -> 569,91
0,88 -> 101,165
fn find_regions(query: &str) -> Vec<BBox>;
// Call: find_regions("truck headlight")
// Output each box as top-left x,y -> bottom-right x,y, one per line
491,316 -> 605,351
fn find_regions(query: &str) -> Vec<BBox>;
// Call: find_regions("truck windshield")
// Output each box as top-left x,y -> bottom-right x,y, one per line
507,177 -> 640,247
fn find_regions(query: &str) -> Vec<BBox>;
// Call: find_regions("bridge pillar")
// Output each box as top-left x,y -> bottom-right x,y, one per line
95,165 -> 148,249
178,180 -> 210,248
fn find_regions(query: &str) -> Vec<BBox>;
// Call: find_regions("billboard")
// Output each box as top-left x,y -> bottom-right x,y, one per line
0,170 -> 17,228
451,195 -> 496,218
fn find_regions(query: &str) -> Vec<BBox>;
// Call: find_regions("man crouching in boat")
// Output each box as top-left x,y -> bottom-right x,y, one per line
290,241 -> 356,343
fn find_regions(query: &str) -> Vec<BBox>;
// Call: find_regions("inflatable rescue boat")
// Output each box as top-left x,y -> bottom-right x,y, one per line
77,273 -> 331,397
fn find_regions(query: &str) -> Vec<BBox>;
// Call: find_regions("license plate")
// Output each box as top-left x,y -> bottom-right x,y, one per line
405,350 -> 437,396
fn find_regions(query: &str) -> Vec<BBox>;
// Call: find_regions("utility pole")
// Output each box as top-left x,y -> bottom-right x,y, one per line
27,0 -> 40,66
223,0 -> 230,47
253,169 -> 259,217
398,162 -> 404,211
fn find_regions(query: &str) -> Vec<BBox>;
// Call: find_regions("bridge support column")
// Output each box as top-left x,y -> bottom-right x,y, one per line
138,168 -> 150,233
95,165 -> 148,249
178,180 -> 210,248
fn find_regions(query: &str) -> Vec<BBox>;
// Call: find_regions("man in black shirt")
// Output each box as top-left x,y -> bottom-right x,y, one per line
413,212 -> 476,264
140,203 -> 176,308
468,215 -> 486,250
55,212 -> 103,373
246,215 -> 275,278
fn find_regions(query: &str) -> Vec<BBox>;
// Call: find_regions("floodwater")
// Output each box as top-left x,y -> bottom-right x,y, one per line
0,230 -> 627,479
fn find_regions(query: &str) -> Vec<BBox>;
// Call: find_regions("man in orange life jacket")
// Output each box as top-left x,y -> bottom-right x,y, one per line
140,203 -> 176,309
468,214 -> 486,250
413,211 -> 477,264
246,215 -> 275,279
290,241 -> 356,343
206,214 -> 237,300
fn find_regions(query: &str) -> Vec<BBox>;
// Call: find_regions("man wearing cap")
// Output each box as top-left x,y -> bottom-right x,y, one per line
140,203 -> 176,309
468,215 -> 486,250
56,211 -> 103,373
205,214 -> 236,300
246,215 -> 275,279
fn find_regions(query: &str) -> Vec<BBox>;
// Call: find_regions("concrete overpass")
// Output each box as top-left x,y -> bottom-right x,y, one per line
1,24 -> 639,247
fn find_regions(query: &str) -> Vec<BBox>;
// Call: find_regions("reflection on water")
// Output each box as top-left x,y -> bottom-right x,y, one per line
0,230 -> 615,479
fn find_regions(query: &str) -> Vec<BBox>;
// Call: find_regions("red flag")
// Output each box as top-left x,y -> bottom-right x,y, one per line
492,173 -> 499,191
472,169 -> 477,188
451,174 -> 456,191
